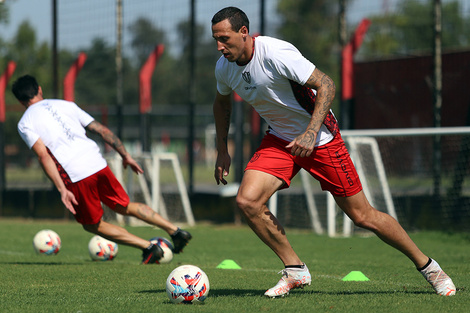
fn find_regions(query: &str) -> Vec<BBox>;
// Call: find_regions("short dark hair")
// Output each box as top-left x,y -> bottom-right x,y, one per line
12,75 -> 39,102
211,6 -> 250,33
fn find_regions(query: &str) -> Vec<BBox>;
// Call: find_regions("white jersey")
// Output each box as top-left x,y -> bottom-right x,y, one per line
18,99 -> 107,183
215,36 -> 338,145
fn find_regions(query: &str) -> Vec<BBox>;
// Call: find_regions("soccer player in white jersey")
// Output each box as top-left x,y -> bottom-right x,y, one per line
13,75 -> 191,264
211,6 -> 456,297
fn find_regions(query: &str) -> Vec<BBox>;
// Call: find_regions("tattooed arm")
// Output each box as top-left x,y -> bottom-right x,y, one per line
213,91 -> 233,185
86,120 -> 143,174
285,68 -> 336,157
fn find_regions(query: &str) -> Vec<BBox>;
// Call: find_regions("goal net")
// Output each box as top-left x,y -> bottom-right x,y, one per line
103,153 -> 195,227
269,127 -> 470,236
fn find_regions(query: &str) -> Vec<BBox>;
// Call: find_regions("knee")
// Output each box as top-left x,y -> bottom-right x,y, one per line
83,222 -> 100,234
114,204 -> 130,216
236,193 -> 261,218
350,213 -> 369,229
348,207 -> 380,231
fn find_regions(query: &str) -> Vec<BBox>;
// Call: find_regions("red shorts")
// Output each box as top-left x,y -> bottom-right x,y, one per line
66,166 -> 130,225
245,133 -> 362,197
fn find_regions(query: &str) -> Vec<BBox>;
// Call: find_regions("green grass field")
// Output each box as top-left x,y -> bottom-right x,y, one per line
0,219 -> 468,313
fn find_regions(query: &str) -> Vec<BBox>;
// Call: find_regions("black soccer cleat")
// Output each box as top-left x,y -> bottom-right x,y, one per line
141,243 -> 164,264
170,228 -> 192,254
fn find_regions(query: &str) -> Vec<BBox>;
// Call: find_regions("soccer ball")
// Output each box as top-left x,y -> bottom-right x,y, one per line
88,235 -> 118,261
33,229 -> 61,255
166,265 -> 210,304
150,237 -> 173,264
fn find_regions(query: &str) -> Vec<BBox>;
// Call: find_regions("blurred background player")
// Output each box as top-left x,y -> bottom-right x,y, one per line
211,7 -> 455,297
12,74 -> 191,264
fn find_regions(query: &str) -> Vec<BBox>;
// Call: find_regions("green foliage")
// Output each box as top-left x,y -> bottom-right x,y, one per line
74,38 -> 119,105
361,0 -> 470,58
2,0 -> 470,152
0,0 -> 11,25
0,219 -> 468,312
275,0 -> 341,113
129,17 -> 168,66
3,21 -> 52,98
276,0 -> 339,74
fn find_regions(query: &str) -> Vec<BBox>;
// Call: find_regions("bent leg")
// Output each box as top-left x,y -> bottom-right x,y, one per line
83,220 -> 150,249
113,202 -> 178,235
237,170 -> 302,266
334,191 -> 429,268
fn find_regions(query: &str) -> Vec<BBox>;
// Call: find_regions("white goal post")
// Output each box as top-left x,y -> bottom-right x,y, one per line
269,126 -> 470,237
327,136 -> 397,237
107,152 -> 195,227
266,134 -> 397,237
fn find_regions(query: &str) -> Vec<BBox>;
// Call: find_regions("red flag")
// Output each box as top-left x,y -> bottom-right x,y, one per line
342,19 -> 371,100
139,45 -> 164,114
63,52 -> 87,101
0,61 -> 16,122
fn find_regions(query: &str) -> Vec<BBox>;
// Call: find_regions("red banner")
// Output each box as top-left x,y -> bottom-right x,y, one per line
0,61 -> 16,122
341,19 -> 371,101
63,52 -> 87,101
139,44 -> 165,114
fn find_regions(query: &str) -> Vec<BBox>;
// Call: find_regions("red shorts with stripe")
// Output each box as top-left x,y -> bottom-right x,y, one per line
245,133 -> 362,197
66,166 -> 130,225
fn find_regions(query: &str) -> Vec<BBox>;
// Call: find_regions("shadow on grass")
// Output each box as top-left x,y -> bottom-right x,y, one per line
1,261 -> 85,265
140,288 -> 262,297
307,289 -> 431,296
139,288 -> 432,297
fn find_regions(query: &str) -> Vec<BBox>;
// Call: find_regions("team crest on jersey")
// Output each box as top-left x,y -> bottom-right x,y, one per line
242,71 -> 251,84
249,152 -> 260,163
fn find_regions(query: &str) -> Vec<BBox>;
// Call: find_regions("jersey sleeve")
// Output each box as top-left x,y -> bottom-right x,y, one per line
270,42 -> 316,86
18,116 -> 39,149
215,58 -> 233,96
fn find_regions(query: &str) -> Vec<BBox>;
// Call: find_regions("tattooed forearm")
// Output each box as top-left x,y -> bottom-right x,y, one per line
86,121 -> 127,156
298,129 -> 317,146
305,68 -> 336,133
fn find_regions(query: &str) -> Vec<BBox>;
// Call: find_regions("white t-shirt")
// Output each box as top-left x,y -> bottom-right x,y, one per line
18,99 -> 107,182
215,36 -> 338,146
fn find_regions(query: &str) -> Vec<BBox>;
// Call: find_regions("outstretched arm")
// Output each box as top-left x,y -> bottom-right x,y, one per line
286,67 -> 336,157
213,91 -> 233,185
85,120 -> 143,174
31,138 -> 78,214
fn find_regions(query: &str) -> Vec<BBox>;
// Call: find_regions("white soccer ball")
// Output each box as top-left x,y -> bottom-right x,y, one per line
88,235 -> 118,261
150,237 -> 173,264
33,229 -> 61,255
166,265 -> 210,304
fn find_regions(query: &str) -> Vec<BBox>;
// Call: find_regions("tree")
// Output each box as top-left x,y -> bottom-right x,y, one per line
128,17 -> 168,66
360,0 -> 470,58
276,0 -> 340,75
74,38 -> 119,106
0,0 -> 9,25
275,0 -> 342,112
173,19 -> 220,105
1,20 -> 53,166
0,0 -> 10,59
4,21 -> 52,102
127,17 -> 181,105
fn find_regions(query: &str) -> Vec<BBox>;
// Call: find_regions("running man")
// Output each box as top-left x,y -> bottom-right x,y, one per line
211,6 -> 455,297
